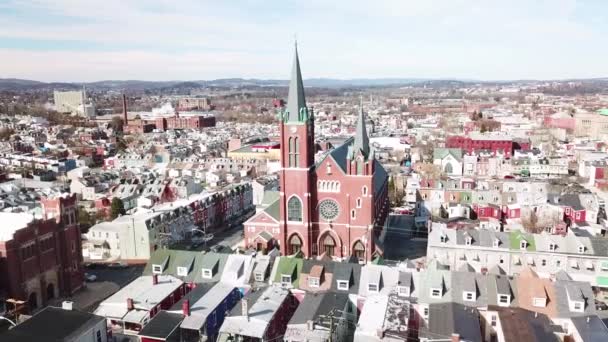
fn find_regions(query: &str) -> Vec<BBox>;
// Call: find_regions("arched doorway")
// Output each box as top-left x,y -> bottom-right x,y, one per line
353,241 -> 365,261
46,283 -> 55,300
322,234 -> 336,257
288,234 -> 302,255
28,292 -> 38,311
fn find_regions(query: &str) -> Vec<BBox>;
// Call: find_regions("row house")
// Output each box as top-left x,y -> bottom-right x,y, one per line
427,225 -> 608,288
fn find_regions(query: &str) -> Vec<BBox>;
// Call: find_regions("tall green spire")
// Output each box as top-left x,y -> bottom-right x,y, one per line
285,43 -> 308,123
353,96 -> 370,159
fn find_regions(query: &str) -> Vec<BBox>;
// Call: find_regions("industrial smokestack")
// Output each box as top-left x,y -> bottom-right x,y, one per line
122,94 -> 128,124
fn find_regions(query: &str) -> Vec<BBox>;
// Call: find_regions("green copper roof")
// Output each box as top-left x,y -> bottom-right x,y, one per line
509,231 -> 536,251
598,108 -> 608,116
274,256 -> 303,286
285,44 -> 308,123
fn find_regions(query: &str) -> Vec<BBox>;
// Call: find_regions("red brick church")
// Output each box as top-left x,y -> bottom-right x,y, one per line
244,46 -> 389,262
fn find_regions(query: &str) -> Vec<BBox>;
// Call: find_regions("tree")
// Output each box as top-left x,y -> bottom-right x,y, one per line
406,122 -> 414,129
110,198 -> 126,219
78,207 -> 95,233
522,210 -> 541,233
110,116 -> 124,131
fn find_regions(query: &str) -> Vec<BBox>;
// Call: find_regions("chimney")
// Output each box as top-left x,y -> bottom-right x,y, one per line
307,320 -> 314,331
182,299 -> 191,316
62,301 -> 73,311
127,298 -> 134,310
451,333 -> 460,342
152,274 -> 158,285
376,329 -> 385,338
122,94 -> 128,123
241,298 -> 249,321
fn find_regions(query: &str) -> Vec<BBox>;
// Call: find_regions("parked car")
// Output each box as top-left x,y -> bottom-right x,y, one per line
107,262 -> 128,269
85,273 -> 97,282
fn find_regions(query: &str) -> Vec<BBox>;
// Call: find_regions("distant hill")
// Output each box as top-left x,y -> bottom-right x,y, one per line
1,76 -> 607,92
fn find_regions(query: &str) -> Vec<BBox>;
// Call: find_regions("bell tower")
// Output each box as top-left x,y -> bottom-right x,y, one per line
278,44 -> 315,257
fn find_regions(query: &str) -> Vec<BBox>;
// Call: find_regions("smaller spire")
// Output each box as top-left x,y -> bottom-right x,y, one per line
353,96 -> 370,159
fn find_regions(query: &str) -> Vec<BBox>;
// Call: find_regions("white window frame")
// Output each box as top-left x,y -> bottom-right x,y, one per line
430,288 -> 442,298
498,294 -> 510,306
397,286 -> 410,297
281,275 -> 292,286
463,291 -> 475,301
202,268 -> 213,279
493,239 -> 500,248
368,283 -> 379,293
578,245 -> 585,254
152,264 -> 163,274
533,297 -> 546,307
549,243 -> 556,252
337,280 -> 349,290
177,266 -> 188,277
440,235 -> 447,243
255,272 -> 264,282
491,314 -> 497,327
520,240 -> 527,250
465,237 -> 472,246
308,277 -> 320,288
572,301 -> 584,312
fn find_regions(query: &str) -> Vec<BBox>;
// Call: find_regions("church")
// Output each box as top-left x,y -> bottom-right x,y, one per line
243,46 -> 389,262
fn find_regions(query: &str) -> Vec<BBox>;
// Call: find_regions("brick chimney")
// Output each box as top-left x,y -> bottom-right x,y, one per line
152,274 -> 158,285
451,333 -> 460,342
182,299 -> 190,316
127,298 -> 134,310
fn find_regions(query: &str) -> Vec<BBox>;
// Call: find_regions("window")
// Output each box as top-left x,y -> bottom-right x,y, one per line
287,197 -> 302,222
493,239 -> 500,248
337,280 -> 349,290
368,283 -> 379,292
309,277 -> 320,287
423,306 -> 429,318
578,246 -> 585,254
351,209 -> 356,219
430,288 -> 442,298
326,164 -> 332,175
463,291 -> 475,301
362,186 -> 368,196
96,330 -> 102,342
440,235 -> 447,243
397,286 -> 410,296
322,235 -> 336,257
520,240 -> 527,250
202,269 -> 212,279
289,234 -> 302,255
152,264 -> 162,274
541,259 -> 546,266
465,237 -> 472,246
356,198 -> 362,208
549,243 -> 556,252
490,314 -> 497,327
533,297 -> 546,307
498,295 -> 510,306
556,260 -> 561,267
573,301 -> 584,312
177,267 -> 188,277
255,272 -> 264,282
71,241 -> 76,252
281,275 -> 292,286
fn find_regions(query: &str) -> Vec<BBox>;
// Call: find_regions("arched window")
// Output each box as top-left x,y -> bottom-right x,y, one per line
287,196 -> 302,222
356,198 -> 362,208
294,137 -> 300,167
444,162 -> 453,174
362,186 -> 368,196
323,234 -> 335,257
351,209 -> 356,219
353,241 -> 365,260
289,234 -> 302,255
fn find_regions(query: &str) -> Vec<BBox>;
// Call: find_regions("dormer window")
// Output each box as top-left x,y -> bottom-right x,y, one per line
337,280 -> 349,291
533,297 -> 547,308
430,288 -> 442,298
440,235 -> 448,243
493,239 -> 500,248
463,291 -> 475,301
572,301 -> 584,312
281,275 -> 292,286
549,243 -> 556,252
202,269 -> 213,279
177,266 -> 188,277
397,286 -> 410,297
578,246 -> 585,254
498,294 -> 510,306
308,277 -> 320,288
368,283 -> 379,293
152,264 -> 163,274
255,272 -> 264,282
465,236 -> 472,246
520,240 -> 527,250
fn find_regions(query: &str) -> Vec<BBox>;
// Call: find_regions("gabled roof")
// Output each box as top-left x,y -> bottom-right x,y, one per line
422,302 -> 482,342
434,148 -> 463,162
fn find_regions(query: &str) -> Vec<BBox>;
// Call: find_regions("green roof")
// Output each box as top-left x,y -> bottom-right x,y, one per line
597,276 -> 608,287
598,108 -> 608,116
274,256 -> 303,286
509,231 -> 536,251
433,148 -> 463,162
261,191 -> 280,206
143,249 -> 229,283
263,198 -> 280,220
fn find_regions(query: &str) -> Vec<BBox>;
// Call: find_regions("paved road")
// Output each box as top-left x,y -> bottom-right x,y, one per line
85,265 -> 145,288
170,223 -> 245,252
382,214 -> 428,261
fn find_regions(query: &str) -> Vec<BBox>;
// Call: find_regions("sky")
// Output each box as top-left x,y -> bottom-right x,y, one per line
0,0 -> 607,82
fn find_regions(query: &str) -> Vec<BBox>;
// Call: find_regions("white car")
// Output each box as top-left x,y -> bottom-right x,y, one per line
85,273 -> 97,282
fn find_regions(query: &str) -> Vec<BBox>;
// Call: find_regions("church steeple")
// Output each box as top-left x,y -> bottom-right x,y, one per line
353,96 -> 370,159
285,43 -> 309,123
